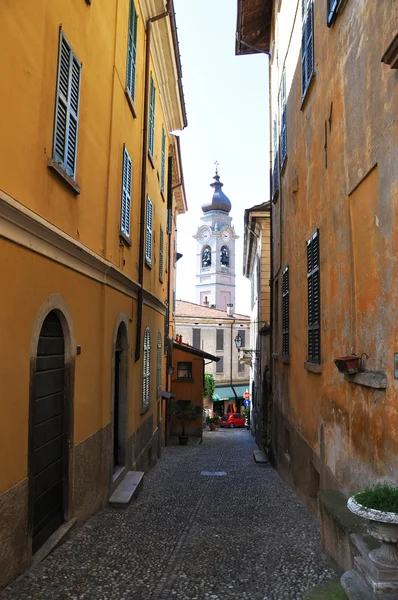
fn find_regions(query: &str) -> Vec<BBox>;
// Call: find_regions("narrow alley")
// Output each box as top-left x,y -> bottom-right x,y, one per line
1,431 -> 337,600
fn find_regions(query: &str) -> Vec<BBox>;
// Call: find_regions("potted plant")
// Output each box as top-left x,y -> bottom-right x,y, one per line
205,414 -> 220,431
171,401 -> 203,445
347,483 -> 398,568
334,355 -> 360,374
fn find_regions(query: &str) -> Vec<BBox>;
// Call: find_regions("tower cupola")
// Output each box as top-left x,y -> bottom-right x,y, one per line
201,171 -> 232,214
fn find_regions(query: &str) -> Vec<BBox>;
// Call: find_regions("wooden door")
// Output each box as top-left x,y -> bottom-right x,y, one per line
30,311 -> 67,554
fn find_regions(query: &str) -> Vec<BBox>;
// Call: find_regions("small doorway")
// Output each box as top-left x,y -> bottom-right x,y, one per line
30,311 -> 68,554
113,323 -> 128,472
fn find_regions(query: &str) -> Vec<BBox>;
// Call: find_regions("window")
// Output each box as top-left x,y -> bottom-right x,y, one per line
238,330 -> 245,372
145,196 -> 153,265
307,231 -> 320,364
53,31 -> 81,179
202,246 -> 211,269
216,357 -> 224,373
159,226 -> 164,281
167,156 -> 173,234
126,0 -> 138,101
177,362 -> 192,379
302,0 -> 314,96
220,246 -> 229,268
273,118 -> 279,197
157,331 -> 162,396
142,327 -> 151,411
120,146 -> 132,238
216,329 -> 224,351
192,328 -> 201,350
327,0 -> 343,26
160,127 -> 166,193
148,75 -> 156,157
282,266 -> 289,357
280,69 -> 287,165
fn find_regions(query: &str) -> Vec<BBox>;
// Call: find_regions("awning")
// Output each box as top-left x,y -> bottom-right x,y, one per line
212,385 -> 248,401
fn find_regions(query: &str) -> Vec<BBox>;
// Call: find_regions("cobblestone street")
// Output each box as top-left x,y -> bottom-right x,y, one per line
1,430 -> 337,600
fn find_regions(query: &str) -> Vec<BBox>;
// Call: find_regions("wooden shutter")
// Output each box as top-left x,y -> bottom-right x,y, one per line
148,75 -> 156,156
157,331 -> 162,396
238,330 -> 245,372
53,31 -> 81,178
143,327 -> 151,409
307,231 -> 320,363
192,328 -> 201,349
159,226 -> 164,282
216,329 -> 224,351
273,118 -> 279,196
280,69 -> 287,163
167,156 -> 173,233
327,0 -> 341,26
121,146 -> 132,237
282,266 -> 289,357
145,197 -> 153,264
302,0 -> 314,95
160,127 -> 166,192
216,357 -> 224,373
126,0 -> 138,100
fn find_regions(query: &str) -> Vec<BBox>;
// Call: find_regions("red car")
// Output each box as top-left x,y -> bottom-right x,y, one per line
219,413 -> 245,428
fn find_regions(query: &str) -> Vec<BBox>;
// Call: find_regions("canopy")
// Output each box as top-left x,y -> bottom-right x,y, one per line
212,385 -> 248,401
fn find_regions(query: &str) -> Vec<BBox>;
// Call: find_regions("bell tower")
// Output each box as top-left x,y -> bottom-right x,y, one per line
194,168 -> 238,310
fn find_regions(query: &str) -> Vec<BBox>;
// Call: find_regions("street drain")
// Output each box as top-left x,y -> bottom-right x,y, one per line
200,471 -> 227,476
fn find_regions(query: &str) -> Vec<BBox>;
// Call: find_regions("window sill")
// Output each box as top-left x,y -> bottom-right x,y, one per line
119,232 -> 132,247
344,370 -> 387,389
148,152 -> 155,170
125,88 -> 137,118
304,361 -> 322,374
47,159 -> 80,195
281,357 -> 290,364
300,71 -> 316,111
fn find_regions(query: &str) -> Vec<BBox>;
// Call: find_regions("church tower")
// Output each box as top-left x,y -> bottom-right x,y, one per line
194,169 -> 238,310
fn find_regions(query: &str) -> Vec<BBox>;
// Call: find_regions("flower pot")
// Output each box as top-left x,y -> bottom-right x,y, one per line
334,355 -> 360,375
348,496 -> 398,568
209,423 -> 216,431
178,435 -> 189,446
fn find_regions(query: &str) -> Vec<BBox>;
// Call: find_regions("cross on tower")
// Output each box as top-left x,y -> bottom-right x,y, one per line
214,160 -> 219,175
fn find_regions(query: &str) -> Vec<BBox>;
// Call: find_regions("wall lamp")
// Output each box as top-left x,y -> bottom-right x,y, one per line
234,333 -> 260,358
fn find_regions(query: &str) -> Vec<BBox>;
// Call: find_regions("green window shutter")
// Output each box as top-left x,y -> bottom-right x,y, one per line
307,231 -> 320,363
145,197 -> 153,264
160,127 -> 166,192
282,266 -> 289,357
143,327 -> 151,410
157,331 -> 162,396
126,1 -> 138,100
302,0 -> 314,95
148,75 -> 156,156
53,31 -> 81,178
120,146 -> 132,237
280,69 -> 287,163
159,226 -> 164,282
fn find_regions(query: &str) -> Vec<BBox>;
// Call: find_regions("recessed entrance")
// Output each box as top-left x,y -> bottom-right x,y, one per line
30,311 -> 68,554
113,322 -> 128,472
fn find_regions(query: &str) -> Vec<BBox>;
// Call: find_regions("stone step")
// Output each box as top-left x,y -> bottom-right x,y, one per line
108,471 -> 144,507
253,448 -> 269,464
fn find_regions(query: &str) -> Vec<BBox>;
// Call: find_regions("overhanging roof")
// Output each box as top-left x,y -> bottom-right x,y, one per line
173,341 -> 220,362
235,0 -> 273,56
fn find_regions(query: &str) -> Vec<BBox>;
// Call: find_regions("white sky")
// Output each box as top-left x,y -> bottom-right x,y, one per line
173,0 -> 270,316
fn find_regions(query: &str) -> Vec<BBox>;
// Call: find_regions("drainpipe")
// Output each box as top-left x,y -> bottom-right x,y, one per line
135,2 -> 170,362
230,319 -> 239,412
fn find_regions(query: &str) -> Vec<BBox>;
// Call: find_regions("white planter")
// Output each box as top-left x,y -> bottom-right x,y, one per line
348,496 -> 398,568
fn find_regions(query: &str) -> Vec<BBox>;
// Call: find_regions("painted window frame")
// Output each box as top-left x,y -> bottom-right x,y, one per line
307,231 -> 321,364
145,196 -> 153,266
53,30 -> 81,179
302,0 -> 315,97
142,327 -> 151,411
156,331 -> 162,396
282,266 -> 289,358
126,0 -> 138,101
148,74 -> 156,157
120,146 -> 132,239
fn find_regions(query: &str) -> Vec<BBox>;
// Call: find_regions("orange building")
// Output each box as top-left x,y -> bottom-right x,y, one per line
236,0 -> 398,512
0,0 -> 186,587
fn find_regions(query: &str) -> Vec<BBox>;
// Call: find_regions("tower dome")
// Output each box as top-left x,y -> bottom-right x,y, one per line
201,171 -> 232,214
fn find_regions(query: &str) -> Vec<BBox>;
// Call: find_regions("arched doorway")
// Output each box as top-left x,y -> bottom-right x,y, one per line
113,322 -> 128,472
29,310 -> 68,554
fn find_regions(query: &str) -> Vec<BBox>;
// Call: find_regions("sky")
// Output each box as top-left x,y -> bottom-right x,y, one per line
173,0 -> 269,317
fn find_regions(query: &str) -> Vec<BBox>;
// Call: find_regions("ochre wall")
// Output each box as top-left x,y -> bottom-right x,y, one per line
170,348 -> 204,436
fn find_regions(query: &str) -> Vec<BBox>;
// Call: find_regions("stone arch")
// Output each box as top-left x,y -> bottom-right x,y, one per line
111,312 -> 130,474
201,245 -> 212,268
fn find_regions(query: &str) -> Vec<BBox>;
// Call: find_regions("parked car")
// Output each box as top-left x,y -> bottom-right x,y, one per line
219,413 -> 245,428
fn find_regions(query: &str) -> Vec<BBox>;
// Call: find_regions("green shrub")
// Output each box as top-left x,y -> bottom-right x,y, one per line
354,483 -> 398,513
203,374 -> 215,398
205,414 -> 220,425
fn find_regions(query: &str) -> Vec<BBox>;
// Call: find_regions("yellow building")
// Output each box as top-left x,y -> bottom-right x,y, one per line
0,0 -> 186,587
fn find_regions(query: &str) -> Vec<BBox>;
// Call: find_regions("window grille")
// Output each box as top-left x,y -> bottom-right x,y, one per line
143,327 -> 151,410
53,31 -> 81,178
126,0 -> 138,100
307,231 -> 321,363
282,266 -> 289,357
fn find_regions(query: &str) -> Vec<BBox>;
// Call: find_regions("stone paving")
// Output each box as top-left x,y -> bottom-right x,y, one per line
1,429 -> 337,600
